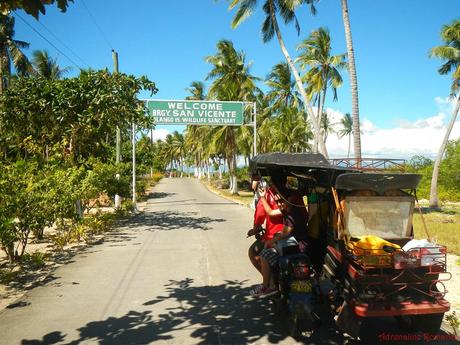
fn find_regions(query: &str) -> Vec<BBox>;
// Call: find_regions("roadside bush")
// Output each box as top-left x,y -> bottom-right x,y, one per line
0,161 -> 56,263
21,251 -> 48,269
151,172 -> 164,183
115,200 -> 136,217
235,166 -> 250,180
408,143 -> 460,202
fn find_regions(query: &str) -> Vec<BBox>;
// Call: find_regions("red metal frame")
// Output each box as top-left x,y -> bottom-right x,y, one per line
352,299 -> 450,317
326,245 -> 451,318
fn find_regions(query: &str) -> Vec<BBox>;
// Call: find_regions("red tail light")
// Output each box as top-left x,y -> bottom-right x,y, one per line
293,264 -> 310,279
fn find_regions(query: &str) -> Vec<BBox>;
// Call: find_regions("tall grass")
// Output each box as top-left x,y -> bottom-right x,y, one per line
413,206 -> 460,255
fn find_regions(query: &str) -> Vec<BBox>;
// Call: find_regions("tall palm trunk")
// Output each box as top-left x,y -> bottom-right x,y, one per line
268,0 -> 328,158
225,128 -> 239,194
312,92 -> 321,153
229,153 -> 238,194
347,133 -> 351,158
319,84 -> 328,144
341,0 -> 361,161
0,47 -> 9,95
429,94 -> 460,208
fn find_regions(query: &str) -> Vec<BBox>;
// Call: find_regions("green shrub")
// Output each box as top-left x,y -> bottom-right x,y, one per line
151,172 -> 163,183
21,251 -> 48,269
115,200 -> 136,217
0,269 -> 20,284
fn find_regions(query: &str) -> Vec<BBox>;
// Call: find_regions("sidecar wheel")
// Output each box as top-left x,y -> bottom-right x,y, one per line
287,315 -> 302,339
272,298 -> 288,317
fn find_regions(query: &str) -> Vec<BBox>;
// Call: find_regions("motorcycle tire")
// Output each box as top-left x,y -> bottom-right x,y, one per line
409,313 -> 444,334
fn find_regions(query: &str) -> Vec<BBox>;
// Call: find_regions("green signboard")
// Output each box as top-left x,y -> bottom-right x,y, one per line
146,100 -> 244,126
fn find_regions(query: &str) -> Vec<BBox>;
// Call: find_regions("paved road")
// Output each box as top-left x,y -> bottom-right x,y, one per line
0,178 -> 457,345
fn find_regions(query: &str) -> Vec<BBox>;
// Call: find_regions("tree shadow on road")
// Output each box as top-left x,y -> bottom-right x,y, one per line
19,277 -> 460,345
148,191 -> 176,199
20,279 -> 290,345
119,211 -> 226,232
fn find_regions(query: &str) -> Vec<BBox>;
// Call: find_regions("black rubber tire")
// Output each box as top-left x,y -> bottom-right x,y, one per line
286,314 -> 302,339
272,297 -> 288,317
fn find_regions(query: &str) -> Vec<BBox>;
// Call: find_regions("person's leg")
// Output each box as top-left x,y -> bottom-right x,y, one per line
260,256 -> 272,288
248,244 -> 261,273
249,240 -> 263,272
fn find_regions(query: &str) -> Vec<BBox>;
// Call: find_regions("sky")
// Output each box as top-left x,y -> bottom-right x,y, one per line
11,0 -> 460,158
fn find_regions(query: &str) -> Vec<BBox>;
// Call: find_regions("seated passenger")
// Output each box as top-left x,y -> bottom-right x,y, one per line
251,191 -> 309,297
247,173 -> 286,291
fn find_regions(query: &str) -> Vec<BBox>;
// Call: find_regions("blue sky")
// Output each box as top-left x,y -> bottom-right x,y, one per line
12,0 -> 460,157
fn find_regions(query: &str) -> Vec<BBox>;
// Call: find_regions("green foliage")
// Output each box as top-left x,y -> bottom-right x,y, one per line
440,139 -> 460,193
21,251 -> 48,269
0,161 -> 56,262
446,311 -> 460,335
0,1 -> 73,19
407,142 -> 460,202
115,200 -> 136,217
0,70 -> 157,163
0,160 -> 136,261
83,213 -> 114,235
408,155 -> 433,170
151,172 -> 164,183
0,269 -> 19,284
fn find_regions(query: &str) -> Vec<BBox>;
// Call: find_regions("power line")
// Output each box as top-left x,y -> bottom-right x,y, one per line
34,18 -> 90,69
14,12 -> 82,70
80,0 -> 114,51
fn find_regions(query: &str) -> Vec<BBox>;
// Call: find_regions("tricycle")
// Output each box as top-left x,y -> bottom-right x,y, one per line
249,152 -> 450,338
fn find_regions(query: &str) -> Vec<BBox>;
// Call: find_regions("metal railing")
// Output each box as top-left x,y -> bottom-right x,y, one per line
329,158 -> 406,172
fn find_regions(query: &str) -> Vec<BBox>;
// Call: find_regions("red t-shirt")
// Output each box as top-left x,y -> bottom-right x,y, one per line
253,188 -> 284,241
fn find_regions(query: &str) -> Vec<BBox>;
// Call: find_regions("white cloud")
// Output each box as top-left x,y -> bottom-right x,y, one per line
325,101 -> 460,158
151,128 -> 171,142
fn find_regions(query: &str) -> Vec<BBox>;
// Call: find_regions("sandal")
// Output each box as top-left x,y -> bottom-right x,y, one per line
249,284 -> 264,296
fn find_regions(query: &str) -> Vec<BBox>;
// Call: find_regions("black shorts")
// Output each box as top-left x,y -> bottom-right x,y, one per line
249,239 -> 264,256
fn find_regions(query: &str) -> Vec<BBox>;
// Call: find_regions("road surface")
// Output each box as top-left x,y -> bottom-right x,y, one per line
0,178 -> 457,344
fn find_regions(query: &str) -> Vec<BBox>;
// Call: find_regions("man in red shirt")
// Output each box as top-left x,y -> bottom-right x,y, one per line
246,174 -> 286,286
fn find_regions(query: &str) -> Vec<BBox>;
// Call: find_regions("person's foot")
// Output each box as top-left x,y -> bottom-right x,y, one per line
251,286 -> 278,298
249,284 -> 264,296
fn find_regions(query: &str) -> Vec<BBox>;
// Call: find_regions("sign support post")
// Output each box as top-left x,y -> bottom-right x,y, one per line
132,120 -> 137,210
113,50 -> 122,209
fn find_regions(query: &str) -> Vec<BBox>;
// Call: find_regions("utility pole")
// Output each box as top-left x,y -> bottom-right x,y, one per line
132,121 -> 137,209
113,50 -> 122,209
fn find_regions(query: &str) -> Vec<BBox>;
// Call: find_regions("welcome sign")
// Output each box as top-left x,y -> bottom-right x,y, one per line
146,100 -> 244,126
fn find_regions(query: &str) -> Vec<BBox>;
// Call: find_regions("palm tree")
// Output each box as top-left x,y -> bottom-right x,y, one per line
340,0 -> 362,160
184,81 -> 208,177
170,131 -> 186,177
163,133 -> 176,176
265,62 -> 302,114
228,0 -> 329,158
320,111 -> 335,144
428,19 -> 460,208
205,39 -> 259,194
271,106 -> 312,152
0,13 -> 32,93
296,27 -> 346,152
31,50 -> 70,79
185,81 -> 206,101
338,113 -> 353,157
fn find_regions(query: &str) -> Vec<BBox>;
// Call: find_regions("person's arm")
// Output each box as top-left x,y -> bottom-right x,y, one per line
259,188 -> 282,217
247,199 -> 266,237
265,225 -> 293,247
259,196 -> 281,217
